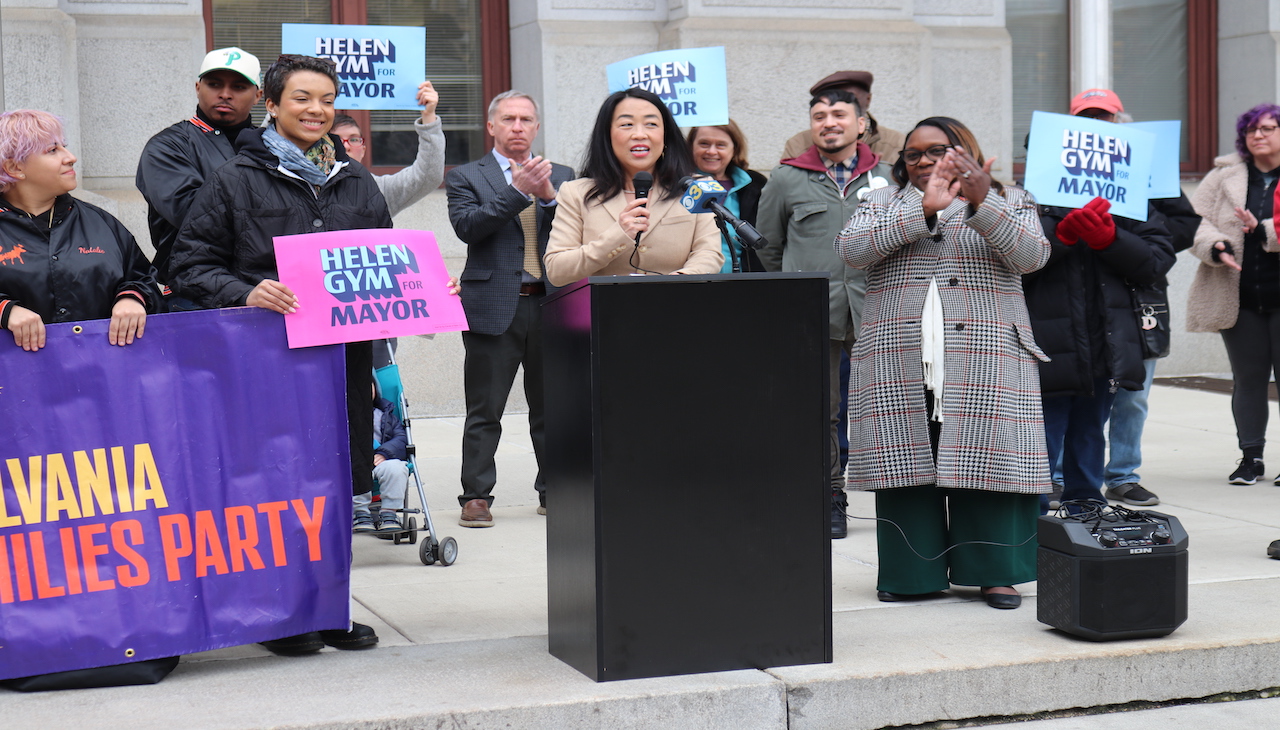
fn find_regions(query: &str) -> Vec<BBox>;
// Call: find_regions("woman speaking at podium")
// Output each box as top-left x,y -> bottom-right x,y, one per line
835,117 -> 1051,610
544,88 -> 722,285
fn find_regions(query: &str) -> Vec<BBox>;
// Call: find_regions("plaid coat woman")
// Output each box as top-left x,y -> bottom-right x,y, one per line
835,185 -> 1052,494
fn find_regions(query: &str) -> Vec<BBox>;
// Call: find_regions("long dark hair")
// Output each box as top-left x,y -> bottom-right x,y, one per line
891,116 -> 1004,195
580,88 -> 696,201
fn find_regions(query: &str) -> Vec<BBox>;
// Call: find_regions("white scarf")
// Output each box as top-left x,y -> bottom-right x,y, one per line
921,278 -> 945,422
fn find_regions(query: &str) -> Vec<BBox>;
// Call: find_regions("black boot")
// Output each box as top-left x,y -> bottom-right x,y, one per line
831,490 -> 848,539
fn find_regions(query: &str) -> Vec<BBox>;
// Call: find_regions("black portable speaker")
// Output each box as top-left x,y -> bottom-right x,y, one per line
1037,508 -> 1188,641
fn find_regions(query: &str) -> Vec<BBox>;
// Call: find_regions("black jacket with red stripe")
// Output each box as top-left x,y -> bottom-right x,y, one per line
135,109 -> 254,282
0,194 -> 160,328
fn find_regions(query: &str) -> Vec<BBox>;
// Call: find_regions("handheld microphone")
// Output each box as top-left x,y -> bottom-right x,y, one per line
677,176 -> 769,251
633,171 -> 653,201
632,171 -> 653,245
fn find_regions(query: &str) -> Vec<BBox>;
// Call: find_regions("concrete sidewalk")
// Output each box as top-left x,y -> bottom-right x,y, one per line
6,384 -> 1280,729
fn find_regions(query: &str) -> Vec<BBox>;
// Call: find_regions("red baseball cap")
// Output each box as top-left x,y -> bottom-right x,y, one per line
1070,88 -> 1124,116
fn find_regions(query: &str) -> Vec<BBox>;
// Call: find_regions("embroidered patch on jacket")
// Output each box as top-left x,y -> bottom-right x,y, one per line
0,243 -> 26,265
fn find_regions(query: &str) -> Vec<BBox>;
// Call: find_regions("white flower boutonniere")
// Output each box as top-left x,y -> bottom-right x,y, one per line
856,175 -> 890,201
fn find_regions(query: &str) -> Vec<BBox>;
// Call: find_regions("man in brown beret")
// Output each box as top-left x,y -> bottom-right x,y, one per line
780,71 -> 904,164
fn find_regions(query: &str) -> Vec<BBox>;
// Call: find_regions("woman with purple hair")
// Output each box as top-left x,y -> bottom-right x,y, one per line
1187,103 -> 1280,486
0,110 -> 160,351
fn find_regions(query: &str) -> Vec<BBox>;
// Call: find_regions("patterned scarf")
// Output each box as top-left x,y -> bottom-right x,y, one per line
262,123 -> 337,186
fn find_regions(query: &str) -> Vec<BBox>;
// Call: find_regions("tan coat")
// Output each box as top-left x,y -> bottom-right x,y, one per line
544,178 -> 723,286
1187,153 -> 1280,332
781,114 -> 906,165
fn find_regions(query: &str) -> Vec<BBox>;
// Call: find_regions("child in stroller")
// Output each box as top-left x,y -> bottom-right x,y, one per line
355,380 -> 411,533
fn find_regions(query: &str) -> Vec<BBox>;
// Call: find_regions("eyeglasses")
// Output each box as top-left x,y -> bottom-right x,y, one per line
1247,124 -> 1279,137
901,145 -> 953,166
339,136 -> 365,146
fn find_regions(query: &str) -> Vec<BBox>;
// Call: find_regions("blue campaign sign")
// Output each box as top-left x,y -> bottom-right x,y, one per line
1024,111 -> 1156,221
281,23 -> 425,111
1128,120 -> 1183,199
606,47 -> 728,126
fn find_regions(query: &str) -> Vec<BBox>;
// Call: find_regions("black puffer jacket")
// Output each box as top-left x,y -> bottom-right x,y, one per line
1025,205 -> 1176,396
169,127 -> 392,309
135,109 -> 255,281
0,194 -> 160,326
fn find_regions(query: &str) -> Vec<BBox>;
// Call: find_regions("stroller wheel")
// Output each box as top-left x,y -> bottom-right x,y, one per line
406,517 -> 418,545
419,537 -> 436,565
437,536 -> 459,566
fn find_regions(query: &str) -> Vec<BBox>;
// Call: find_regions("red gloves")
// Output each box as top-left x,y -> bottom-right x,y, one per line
1055,197 -> 1117,250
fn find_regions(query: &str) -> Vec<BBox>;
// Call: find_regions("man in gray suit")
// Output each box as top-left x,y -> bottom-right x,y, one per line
446,91 -> 574,528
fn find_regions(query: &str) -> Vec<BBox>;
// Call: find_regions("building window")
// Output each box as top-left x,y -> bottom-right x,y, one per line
1008,0 -> 1216,174
1009,0 -> 1070,165
206,0 -> 509,171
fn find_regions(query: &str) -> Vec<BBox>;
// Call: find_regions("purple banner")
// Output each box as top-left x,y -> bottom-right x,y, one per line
0,308 -> 352,680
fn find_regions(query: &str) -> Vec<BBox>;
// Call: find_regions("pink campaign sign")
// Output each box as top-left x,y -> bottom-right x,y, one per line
273,228 -> 468,348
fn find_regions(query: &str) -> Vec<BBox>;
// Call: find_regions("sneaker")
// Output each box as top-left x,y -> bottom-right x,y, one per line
376,512 -> 403,534
1269,540 -> 1280,559
353,510 -> 377,533
459,498 -> 494,528
1230,458 -> 1265,485
537,493 -> 547,516
1105,483 -> 1160,506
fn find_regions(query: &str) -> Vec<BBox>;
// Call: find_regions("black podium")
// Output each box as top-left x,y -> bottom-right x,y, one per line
542,272 -> 832,682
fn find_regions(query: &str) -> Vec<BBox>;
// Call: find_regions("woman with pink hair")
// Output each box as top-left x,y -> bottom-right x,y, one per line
0,109 -> 159,351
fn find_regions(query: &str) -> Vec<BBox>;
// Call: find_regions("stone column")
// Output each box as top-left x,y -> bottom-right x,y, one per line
1217,3 -> 1280,154
915,0 -> 1014,182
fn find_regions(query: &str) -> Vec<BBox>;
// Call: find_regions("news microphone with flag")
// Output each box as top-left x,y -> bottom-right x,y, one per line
677,176 -> 768,250
632,171 -> 653,245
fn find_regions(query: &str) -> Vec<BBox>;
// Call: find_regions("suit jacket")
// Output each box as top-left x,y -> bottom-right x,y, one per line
544,178 -> 723,286
835,184 -> 1051,494
446,151 -> 574,336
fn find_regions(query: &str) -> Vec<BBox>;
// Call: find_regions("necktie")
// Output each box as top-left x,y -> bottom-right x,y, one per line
519,202 -> 542,279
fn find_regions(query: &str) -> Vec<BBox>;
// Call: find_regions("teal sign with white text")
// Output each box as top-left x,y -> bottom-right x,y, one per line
281,23 -> 425,110
1024,111 -> 1156,221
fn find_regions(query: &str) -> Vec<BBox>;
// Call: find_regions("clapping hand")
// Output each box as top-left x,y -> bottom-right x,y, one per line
1056,197 -> 1116,250
947,146 -> 994,206
511,156 -> 557,202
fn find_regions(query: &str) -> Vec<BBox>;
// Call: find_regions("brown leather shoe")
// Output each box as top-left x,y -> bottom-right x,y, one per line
459,498 -> 493,527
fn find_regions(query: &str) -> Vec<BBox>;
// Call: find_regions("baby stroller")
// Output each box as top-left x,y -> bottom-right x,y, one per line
372,341 -> 458,566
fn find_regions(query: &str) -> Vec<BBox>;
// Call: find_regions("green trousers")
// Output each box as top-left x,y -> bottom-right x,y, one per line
873,485 -> 1039,594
